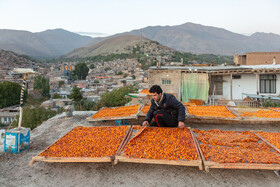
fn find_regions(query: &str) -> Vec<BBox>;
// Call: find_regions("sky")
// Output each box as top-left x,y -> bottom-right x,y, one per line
1,0 -> 280,37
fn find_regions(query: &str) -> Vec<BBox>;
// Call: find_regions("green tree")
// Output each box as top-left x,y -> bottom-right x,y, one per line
52,92 -> 61,99
116,71 -> 123,75
132,75 -> 136,79
104,67 -> 111,71
58,81 -> 65,87
99,85 -> 137,107
89,63 -> 95,69
34,75 -> 50,97
69,86 -> 83,110
80,99 -> 95,111
11,106 -> 58,130
0,81 -> 24,108
73,63 -> 89,80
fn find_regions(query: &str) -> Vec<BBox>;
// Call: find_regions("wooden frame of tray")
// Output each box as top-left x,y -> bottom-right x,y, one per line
30,126 -> 131,166
115,126 -> 203,170
192,130 -> 280,172
87,105 -> 142,122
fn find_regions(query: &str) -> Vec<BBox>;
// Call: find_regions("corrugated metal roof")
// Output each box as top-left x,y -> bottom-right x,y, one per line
149,65 -> 280,71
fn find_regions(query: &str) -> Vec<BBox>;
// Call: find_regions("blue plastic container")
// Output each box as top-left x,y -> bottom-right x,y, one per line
4,127 -> 30,153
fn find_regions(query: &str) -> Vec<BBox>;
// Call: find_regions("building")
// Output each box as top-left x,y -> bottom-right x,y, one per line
234,52 -> 280,65
148,65 -> 280,103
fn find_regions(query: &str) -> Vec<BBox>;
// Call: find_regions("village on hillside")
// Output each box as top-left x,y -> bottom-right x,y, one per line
1,43 -> 280,185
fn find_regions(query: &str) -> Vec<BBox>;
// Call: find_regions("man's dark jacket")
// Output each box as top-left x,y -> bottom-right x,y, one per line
144,93 -> 185,123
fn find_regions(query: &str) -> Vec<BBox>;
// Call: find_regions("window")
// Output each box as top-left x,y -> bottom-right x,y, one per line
260,74 -> 276,93
162,79 -> 171,85
210,76 -> 223,95
232,74 -> 241,79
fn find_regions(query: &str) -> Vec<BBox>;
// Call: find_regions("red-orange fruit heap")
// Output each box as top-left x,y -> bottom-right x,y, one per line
193,129 -> 280,164
40,126 -> 129,157
91,105 -> 139,119
240,109 -> 280,118
187,106 -> 236,118
123,127 -> 198,161
257,132 -> 280,150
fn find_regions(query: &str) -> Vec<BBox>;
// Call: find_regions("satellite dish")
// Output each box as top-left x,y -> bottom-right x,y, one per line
13,68 -> 37,74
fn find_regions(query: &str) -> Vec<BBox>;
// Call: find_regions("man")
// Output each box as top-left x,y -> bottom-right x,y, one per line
142,85 -> 185,128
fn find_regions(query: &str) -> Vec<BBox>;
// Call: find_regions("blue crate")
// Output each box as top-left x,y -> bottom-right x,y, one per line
4,127 -> 30,153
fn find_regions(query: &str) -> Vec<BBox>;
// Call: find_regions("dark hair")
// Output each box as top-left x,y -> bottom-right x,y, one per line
149,85 -> 162,94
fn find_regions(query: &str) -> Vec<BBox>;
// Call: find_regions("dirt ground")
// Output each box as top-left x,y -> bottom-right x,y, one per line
1,113 -> 280,187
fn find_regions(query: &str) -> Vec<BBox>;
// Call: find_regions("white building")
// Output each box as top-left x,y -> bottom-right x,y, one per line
148,65 -> 280,103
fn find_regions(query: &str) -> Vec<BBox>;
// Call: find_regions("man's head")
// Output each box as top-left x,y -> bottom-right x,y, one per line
149,85 -> 162,102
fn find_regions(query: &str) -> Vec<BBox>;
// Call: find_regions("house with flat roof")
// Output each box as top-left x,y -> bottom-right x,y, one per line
148,65 -> 280,104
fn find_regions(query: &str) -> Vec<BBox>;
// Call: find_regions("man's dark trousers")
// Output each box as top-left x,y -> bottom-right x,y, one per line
150,111 -> 178,127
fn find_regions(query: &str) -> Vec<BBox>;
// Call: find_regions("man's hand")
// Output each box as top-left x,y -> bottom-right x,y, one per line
142,121 -> 149,127
178,121 -> 185,128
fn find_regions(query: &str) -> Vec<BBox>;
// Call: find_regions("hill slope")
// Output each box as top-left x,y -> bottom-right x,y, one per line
85,22 -> 280,55
0,29 -> 92,58
66,35 -> 174,58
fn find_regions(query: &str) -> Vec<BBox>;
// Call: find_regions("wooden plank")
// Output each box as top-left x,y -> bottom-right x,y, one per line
88,115 -> 137,122
225,106 -> 239,118
115,126 -> 133,156
189,129 -> 204,170
203,161 -> 280,170
116,155 -> 201,166
30,156 -> 112,164
185,106 -> 190,116
253,132 -> 280,154
135,104 -> 143,120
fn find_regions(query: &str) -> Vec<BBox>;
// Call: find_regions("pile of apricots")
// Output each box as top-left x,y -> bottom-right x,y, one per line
193,129 -> 280,164
240,109 -> 280,118
91,105 -> 139,119
141,105 -> 151,114
139,89 -> 151,95
257,132 -> 280,150
40,126 -> 128,157
123,127 -> 198,161
187,106 -> 236,118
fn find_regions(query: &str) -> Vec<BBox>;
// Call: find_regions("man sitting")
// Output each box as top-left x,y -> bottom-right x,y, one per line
142,85 -> 185,128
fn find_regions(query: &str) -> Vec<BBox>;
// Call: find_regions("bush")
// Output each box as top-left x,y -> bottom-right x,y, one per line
99,85 -> 137,107
11,106 -> 58,130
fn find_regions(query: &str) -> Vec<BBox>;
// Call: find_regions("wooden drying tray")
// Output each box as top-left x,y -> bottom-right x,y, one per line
192,130 -> 280,172
138,105 -> 150,117
30,126 -> 131,166
115,126 -> 203,170
185,106 -> 242,124
87,105 -> 142,122
186,108 -> 280,124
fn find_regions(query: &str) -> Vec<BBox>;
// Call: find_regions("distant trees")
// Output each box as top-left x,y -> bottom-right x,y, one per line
11,106 -> 58,130
73,63 -> 89,80
0,81 -> 24,108
52,92 -> 61,99
89,63 -> 95,69
34,75 -> 50,97
58,81 -> 65,87
69,86 -> 83,110
99,85 -> 137,107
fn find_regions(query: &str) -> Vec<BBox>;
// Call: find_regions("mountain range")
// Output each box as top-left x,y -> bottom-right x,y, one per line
1,22 -> 280,58
0,29 -> 92,58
